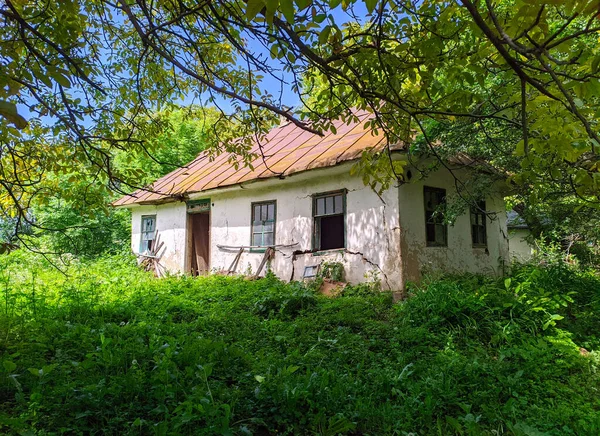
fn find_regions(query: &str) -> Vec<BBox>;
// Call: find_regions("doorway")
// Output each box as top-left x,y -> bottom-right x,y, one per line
188,212 -> 210,276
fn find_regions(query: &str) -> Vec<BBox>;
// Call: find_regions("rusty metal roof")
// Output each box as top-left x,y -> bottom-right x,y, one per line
114,111 -> 395,207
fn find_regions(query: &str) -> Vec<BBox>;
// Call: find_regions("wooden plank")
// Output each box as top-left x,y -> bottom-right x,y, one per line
253,247 -> 274,279
227,248 -> 244,275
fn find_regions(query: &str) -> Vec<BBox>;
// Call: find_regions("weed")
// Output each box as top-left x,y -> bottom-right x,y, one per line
0,252 -> 599,434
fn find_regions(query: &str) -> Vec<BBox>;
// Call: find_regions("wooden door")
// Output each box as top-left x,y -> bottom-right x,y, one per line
190,213 -> 210,275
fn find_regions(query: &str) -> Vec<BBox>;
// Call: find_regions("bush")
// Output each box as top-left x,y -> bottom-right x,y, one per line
0,251 -> 599,434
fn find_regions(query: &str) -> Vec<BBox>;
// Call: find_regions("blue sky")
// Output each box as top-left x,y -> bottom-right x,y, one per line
17,3 -> 370,127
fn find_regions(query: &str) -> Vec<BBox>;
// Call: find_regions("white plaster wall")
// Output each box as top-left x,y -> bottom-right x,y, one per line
127,162 -> 510,288
130,203 -> 188,273
207,164 -> 403,290
508,228 -> 534,262
398,167 -> 510,283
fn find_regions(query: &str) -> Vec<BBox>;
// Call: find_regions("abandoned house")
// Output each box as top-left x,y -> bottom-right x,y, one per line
114,111 -> 510,290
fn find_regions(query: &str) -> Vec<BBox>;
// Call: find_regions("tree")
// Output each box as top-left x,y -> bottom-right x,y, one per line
1,0 -> 599,244
25,106 -> 219,256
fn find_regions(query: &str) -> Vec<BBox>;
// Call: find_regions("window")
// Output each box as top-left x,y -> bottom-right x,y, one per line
313,191 -> 345,251
251,201 -> 276,247
424,187 -> 447,247
471,201 -> 487,247
140,215 -> 156,253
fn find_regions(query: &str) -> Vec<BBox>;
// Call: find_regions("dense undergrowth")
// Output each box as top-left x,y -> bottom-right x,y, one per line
0,252 -> 599,435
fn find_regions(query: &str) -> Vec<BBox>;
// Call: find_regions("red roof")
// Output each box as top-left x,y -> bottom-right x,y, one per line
114,111 -> 392,206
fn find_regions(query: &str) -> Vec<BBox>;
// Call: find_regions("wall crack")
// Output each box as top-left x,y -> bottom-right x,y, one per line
343,249 -> 392,290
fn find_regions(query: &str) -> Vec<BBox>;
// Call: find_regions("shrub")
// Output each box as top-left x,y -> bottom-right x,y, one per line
0,251 -> 599,434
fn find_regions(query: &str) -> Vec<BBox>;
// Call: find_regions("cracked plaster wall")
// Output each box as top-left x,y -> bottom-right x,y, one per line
398,166 -> 510,283
207,164 -> 403,290
128,163 -> 510,291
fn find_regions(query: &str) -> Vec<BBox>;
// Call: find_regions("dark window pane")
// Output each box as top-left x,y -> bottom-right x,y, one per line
435,224 -> 446,245
252,233 -> 263,246
263,221 -> 274,232
334,195 -> 343,214
264,232 -> 274,246
254,205 -> 261,221
424,191 -> 433,211
319,215 -> 344,250
142,217 -> 155,232
424,188 -> 447,245
425,211 -> 433,224
470,201 -> 487,246
426,223 -> 435,243
315,197 -> 324,215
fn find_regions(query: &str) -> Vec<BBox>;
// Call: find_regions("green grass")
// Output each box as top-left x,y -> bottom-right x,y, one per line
0,251 -> 599,435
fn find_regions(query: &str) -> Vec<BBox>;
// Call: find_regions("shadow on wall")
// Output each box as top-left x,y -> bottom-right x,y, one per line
212,197 -> 401,290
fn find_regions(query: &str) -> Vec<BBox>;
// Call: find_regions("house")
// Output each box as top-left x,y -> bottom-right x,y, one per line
507,210 -> 534,262
114,112 -> 510,290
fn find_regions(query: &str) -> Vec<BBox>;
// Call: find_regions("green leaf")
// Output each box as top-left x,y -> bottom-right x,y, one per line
265,0 -> 278,23
280,0 -> 295,23
48,69 -> 72,88
254,375 -> 265,383
294,0 -> 311,11
0,100 -> 28,129
319,25 -> 332,44
28,368 -> 42,377
42,364 -> 58,376
591,56 -> 600,73
365,0 -> 378,13
286,365 -> 300,374
515,140 -> 525,156
2,361 -> 16,373
246,0 -> 265,20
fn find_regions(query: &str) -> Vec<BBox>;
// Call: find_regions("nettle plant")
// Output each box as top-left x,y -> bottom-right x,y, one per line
320,261 -> 345,282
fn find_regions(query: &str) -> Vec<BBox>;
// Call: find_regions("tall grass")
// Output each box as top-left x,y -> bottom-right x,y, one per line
1,251 -> 599,435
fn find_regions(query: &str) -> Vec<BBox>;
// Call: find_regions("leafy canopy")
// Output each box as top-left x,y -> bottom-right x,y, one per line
1,0 -> 599,237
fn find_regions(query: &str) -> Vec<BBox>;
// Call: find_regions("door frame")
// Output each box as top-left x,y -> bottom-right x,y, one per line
186,199 -> 211,275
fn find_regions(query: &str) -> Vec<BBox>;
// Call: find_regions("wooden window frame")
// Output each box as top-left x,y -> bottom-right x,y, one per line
140,214 -> 157,253
250,200 -> 276,251
312,189 -> 347,252
424,186 -> 448,247
471,200 -> 488,248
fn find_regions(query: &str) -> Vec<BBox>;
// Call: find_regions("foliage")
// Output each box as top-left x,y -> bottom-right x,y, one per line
112,107 -> 221,186
3,106 -> 218,256
2,0 -> 600,237
1,252 -> 599,434
319,261 -> 345,282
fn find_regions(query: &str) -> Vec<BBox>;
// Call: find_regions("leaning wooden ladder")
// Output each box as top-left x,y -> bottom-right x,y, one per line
226,248 -> 244,275
253,247 -> 275,279
137,231 -> 167,278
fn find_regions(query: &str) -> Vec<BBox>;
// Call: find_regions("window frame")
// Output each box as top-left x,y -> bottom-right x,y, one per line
470,200 -> 488,248
140,214 -> 157,253
423,186 -> 448,247
250,200 -> 277,251
312,189 -> 347,252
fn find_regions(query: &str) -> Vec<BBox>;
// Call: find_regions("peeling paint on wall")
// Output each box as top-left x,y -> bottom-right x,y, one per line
128,162 -> 510,292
